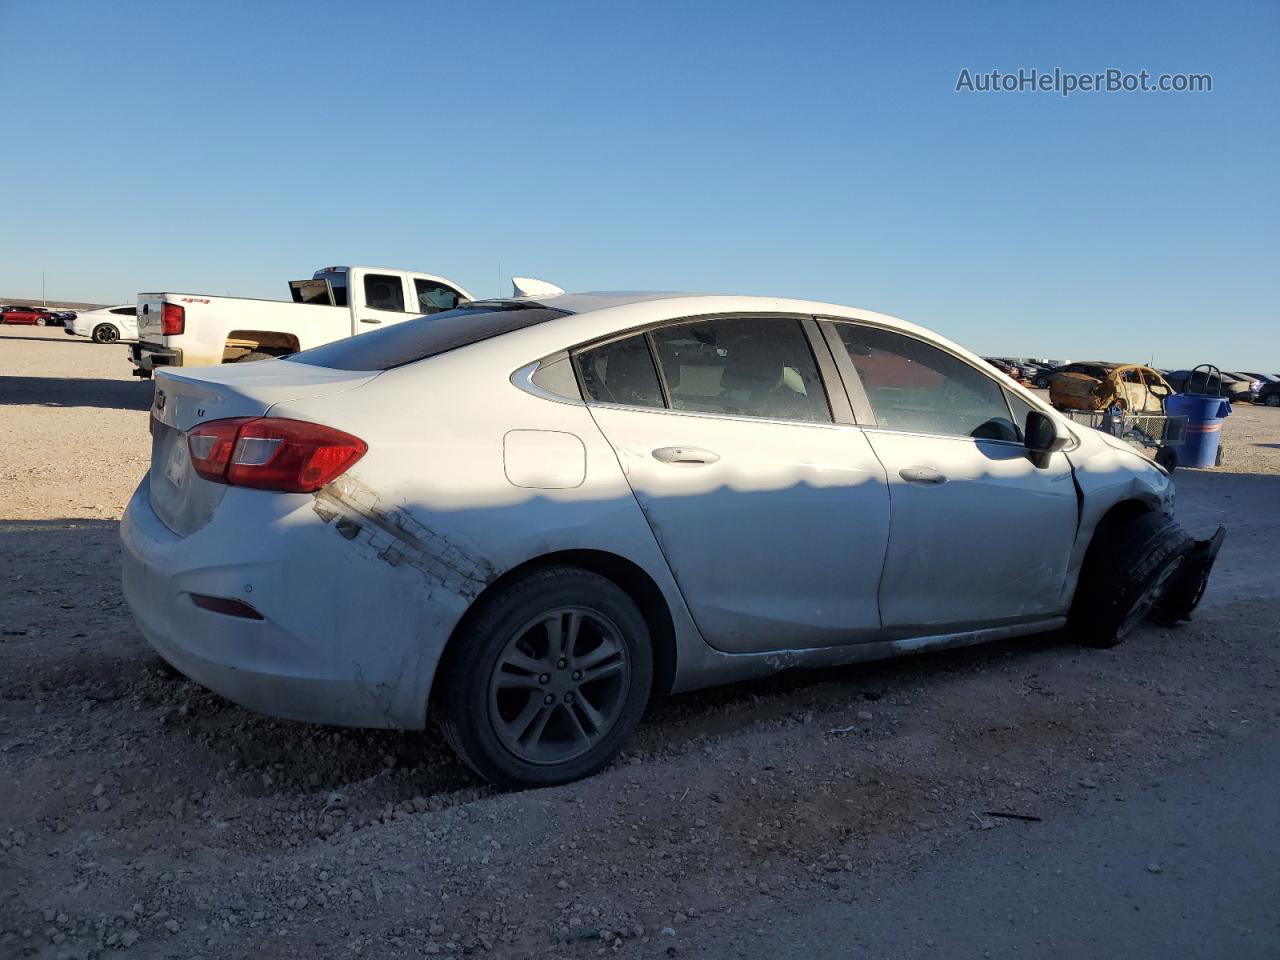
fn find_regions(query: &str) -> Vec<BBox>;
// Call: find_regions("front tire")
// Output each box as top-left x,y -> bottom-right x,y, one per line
1069,512 -> 1195,648
437,567 -> 653,788
92,323 -> 120,344
1265,395 -> 1280,408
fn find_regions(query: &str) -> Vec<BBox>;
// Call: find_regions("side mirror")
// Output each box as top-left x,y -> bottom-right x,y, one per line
1025,410 -> 1068,468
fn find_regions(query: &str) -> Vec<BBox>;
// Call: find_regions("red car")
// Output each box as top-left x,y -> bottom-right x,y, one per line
1,305 -> 56,325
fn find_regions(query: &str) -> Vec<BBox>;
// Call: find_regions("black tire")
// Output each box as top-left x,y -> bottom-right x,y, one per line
1264,395 -> 1280,408
35,317 -> 47,326
1033,374 -> 1051,389
1154,446 -> 1178,473
437,567 -> 653,788
1215,445 -> 1224,467
92,323 -> 119,344
1069,512 -> 1195,649
233,351 -> 275,363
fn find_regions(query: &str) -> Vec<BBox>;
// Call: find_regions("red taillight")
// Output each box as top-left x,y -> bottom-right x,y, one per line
161,303 -> 185,336
186,417 -> 367,493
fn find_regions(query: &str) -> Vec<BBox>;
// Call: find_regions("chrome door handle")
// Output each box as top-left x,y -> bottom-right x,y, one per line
899,465 -> 946,484
652,446 -> 720,465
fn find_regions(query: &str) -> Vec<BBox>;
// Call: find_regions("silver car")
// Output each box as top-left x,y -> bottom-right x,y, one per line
120,292 -> 1223,787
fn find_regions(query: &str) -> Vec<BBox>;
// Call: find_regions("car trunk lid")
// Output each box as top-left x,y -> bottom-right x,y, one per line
147,362 -> 379,535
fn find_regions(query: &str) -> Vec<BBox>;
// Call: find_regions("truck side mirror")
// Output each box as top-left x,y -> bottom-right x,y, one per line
1025,410 -> 1068,468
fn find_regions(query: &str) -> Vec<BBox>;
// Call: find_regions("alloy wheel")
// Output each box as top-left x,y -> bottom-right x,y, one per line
488,606 -> 630,765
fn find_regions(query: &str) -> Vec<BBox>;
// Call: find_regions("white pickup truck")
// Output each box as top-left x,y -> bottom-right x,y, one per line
129,266 -> 474,378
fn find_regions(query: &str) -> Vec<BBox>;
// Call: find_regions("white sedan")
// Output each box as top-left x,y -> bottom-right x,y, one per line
120,291 -> 1223,787
64,304 -> 139,343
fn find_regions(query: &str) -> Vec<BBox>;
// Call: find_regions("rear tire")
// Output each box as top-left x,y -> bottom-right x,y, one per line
1069,512 -> 1194,649
35,317 -> 47,326
92,323 -> 120,344
437,567 -> 653,789
1265,395 -> 1280,408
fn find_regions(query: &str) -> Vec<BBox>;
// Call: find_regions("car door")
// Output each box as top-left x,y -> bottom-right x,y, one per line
822,320 -> 1079,634
575,315 -> 892,654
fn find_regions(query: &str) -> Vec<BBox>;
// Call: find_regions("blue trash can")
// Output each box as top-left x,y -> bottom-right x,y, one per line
1166,393 -> 1231,468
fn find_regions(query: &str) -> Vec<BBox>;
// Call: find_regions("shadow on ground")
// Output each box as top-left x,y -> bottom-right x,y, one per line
0,376 -> 152,410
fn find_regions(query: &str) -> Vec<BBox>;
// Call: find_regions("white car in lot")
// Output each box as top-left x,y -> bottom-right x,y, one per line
65,304 -> 139,344
120,292 -> 1223,787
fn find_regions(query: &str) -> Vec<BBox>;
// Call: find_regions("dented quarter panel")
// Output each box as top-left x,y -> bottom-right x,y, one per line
259,331 -> 710,713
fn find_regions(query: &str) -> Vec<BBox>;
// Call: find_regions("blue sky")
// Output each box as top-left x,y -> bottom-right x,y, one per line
2,0 -> 1276,369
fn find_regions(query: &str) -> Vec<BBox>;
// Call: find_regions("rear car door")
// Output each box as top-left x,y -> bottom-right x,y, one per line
823,320 -> 1079,633
576,315 -> 892,654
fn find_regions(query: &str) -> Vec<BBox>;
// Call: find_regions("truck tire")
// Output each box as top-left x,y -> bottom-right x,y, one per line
436,566 -> 653,789
1069,512 -> 1195,649
233,351 -> 276,363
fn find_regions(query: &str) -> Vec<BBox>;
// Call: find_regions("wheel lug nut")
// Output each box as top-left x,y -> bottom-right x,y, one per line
571,670 -> 582,681
556,658 -> 567,669
538,674 -> 550,684
563,692 -> 575,703
543,694 -> 554,705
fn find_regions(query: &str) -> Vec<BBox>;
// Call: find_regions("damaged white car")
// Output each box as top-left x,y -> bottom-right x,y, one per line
120,292 -> 1224,787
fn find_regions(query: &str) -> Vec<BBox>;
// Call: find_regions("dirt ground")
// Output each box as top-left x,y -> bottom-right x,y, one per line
2,326 -> 1278,959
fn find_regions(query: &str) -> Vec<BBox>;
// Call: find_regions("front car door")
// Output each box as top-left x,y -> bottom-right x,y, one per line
822,320 -> 1079,634
574,315 -> 892,654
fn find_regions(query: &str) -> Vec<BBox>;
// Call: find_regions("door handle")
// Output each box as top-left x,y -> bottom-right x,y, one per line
899,465 -> 946,484
360,318 -> 382,325
652,446 -> 720,465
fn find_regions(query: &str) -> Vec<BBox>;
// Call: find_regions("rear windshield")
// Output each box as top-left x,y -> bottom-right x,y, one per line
283,302 -> 569,371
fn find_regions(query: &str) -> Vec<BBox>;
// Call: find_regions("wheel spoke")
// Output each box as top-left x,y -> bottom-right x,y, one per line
494,669 -> 544,692
576,635 -> 621,672
573,692 -> 606,734
501,646 -> 548,676
501,695 -> 543,741
522,703 -> 556,748
581,657 -> 625,684
562,702 -> 591,743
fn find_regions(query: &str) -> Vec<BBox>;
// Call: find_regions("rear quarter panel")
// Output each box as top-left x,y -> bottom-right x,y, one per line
264,335 -> 705,709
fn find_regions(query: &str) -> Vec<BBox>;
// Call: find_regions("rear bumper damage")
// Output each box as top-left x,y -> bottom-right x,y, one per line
119,475 -> 456,728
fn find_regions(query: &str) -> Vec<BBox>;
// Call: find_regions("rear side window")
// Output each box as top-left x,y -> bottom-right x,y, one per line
363,274 -> 405,312
285,303 -> 570,371
651,317 -> 831,423
111,307 -> 136,316
576,335 -> 665,408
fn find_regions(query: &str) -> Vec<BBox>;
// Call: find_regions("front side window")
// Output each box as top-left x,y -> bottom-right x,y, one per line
650,317 -> 831,423
414,279 -> 465,314
833,323 -> 1018,440
576,334 -> 665,409
363,273 -> 406,312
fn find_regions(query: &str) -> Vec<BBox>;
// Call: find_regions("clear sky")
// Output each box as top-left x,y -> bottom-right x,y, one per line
2,0 -> 1276,370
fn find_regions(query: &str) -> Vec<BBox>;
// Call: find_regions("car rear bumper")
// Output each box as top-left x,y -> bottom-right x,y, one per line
120,475 -> 456,729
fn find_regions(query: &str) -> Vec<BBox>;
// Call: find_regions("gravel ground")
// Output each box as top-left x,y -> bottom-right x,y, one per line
2,326 -> 1278,959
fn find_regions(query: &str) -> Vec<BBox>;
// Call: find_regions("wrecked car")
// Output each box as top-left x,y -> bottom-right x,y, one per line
1048,362 -> 1173,414
120,292 -> 1224,788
